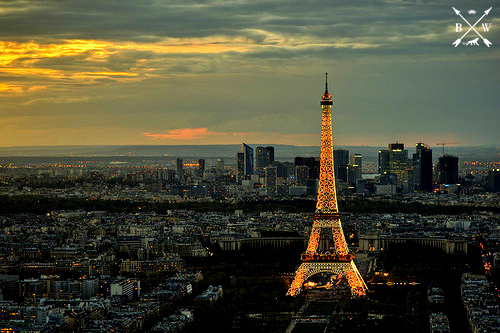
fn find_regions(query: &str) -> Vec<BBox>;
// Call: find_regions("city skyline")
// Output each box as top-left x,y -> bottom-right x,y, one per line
1,0 -> 499,147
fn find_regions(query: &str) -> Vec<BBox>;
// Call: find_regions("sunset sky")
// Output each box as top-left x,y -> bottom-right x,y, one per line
0,0 -> 498,147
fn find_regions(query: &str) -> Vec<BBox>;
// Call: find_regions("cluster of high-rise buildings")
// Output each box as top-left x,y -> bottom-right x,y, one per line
231,141 -> 464,197
232,143 -> 366,197
236,144 -> 279,196
236,144 -> 275,180
377,142 -> 461,195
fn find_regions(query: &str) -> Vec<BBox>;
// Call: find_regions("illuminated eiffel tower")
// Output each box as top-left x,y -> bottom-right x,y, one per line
287,74 -> 367,297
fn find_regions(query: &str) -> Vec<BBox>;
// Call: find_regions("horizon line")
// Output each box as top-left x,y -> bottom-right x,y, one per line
1,144 -> 499,149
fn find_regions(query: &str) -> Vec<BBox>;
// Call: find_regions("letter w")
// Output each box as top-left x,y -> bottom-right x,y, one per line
482,23 -> 492,31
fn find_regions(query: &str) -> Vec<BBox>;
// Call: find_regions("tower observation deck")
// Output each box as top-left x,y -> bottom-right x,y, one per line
287,74 -> 367,297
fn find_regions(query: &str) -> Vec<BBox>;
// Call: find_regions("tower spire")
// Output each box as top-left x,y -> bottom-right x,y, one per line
321,73 -> 333,106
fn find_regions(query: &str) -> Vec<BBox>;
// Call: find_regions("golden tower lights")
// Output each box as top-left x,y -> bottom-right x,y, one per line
287,74 -> 367,297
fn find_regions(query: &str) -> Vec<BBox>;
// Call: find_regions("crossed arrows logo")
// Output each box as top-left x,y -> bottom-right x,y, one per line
453,7 -> 492,47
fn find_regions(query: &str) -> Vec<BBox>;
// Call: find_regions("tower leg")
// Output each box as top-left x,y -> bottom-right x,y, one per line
287,261 -> 367,297
287,264 -> 306,296
345,261 -> 367,296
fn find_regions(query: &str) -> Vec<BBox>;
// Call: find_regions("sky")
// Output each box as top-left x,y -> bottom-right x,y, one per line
0,0 -> 499,147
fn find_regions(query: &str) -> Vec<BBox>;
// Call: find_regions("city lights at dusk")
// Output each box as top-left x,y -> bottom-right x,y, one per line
0,1 -> 499,332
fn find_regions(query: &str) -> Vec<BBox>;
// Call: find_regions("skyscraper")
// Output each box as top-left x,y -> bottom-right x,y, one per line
350,154 -> 362,182
236,153 -> 244,183
265,167 -> 277,196
256,147 -> 266,174
176,158 -> 184,182
337,164 -> 348,182
413,143 -> 433,192
216,158 -> 225,177
488,169 -> 500,192
255,146 -> 274,175
295,165 -> 309,186
378,143 -> 408,189
294,157 -> 320,180
438,155 -> 459,185
198,159 -> 205,178
333,149 -> 349,180
265,146 -> 275,164
242,143 -> 254,178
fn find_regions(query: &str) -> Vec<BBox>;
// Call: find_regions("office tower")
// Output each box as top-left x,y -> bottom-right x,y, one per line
488,169 -> 500,192
405,168 -> 414,193
378,142 -> 408,189
294,157 -> 320,180
197,159 -> 205,178
350,154 -> 362,182
256,147 -> 266,175
412,148 -> 420,191
265,146 -> 275,164
281,162 -> 295,179
255,146 -> 274,175
379,172 -> 397,185
295,165 -> 309,186
242,143 -> 254,177
236,153 -> 244,183
176,158 -> 184,182
265,167 -> 277,196
216,158 -> 225,176
347,165 -> 357,185
273,161 -> 282,177
413,143 -> 433,192
294,156 -> 305,166
288,74 -> 367,297
337,164 -> 348,182
306,157 -> 320,179
306,179 -> 318,196
272,161 -> 285,178
333,149 -> 349,179
378,150 -> 389,174
438,155 -> 459,185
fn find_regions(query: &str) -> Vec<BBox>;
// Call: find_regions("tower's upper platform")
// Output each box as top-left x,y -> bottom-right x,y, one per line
321,73 -> 333,106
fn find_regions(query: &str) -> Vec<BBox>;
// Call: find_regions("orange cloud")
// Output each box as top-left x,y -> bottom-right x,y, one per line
144,128 -> 236,140
143,128 -> 321,145
0,83 -> 23,93
27,85 -> 47,92
0,40 -> 118,66
0,83 -> 50,94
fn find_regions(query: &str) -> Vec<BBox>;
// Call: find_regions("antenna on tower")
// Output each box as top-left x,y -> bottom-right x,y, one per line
325,72 -> 328,91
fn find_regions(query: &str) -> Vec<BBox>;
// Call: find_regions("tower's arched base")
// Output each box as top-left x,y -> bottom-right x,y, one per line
287,260 -> 367,297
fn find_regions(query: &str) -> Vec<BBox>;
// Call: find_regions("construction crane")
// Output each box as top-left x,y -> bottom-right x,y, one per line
436,142 -> 459,156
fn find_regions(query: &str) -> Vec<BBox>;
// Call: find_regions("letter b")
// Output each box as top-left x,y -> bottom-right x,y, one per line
456,23 -> 462,32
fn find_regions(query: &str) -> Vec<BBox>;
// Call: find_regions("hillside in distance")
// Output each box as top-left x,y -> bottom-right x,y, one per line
0,145 -> 498,162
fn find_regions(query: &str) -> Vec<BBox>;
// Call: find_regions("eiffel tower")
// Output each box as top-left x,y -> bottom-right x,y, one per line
287,74 -> 367,297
